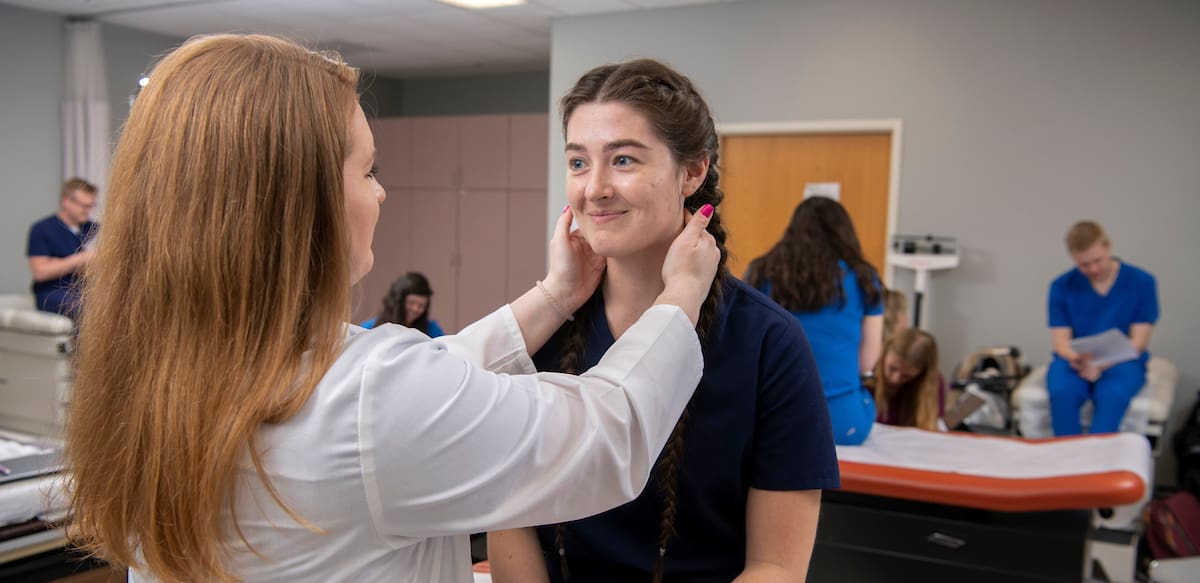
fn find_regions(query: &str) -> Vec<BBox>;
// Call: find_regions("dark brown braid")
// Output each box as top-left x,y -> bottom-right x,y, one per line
553,58 -> 730,583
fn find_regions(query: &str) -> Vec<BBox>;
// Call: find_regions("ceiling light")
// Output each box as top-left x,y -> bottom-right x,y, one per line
437,0 -> 526,9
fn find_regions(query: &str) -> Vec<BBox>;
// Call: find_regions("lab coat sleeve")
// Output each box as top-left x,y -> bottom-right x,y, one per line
358,304 -> 703,540
433,305 -> 537,375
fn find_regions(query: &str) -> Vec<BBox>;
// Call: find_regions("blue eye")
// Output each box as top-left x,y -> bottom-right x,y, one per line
614,155 -> 632,167
569,158 -> 586,171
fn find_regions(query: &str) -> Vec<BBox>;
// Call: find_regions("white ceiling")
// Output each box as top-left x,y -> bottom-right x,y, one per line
0,0 -> 742,78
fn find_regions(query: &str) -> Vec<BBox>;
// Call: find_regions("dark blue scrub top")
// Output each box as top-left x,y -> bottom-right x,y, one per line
532,277 -> 840,583
26,215 -> 96,305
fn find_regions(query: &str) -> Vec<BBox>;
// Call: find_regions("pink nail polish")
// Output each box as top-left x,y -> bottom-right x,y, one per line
700,204 -> 714,217
562,204 -> 571,214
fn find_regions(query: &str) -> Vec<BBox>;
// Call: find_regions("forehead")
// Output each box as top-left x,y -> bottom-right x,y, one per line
566,102 -> 662,147
1072,243 -> 1109,262
347,104 -> 373,157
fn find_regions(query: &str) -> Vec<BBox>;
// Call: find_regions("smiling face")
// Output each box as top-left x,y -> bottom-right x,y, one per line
404,293 -> 429,325
343,103 -> 385,285
564,102 -> 706,261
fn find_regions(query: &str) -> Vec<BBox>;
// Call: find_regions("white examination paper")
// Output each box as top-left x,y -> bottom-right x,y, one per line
1070,328 -> 1139,368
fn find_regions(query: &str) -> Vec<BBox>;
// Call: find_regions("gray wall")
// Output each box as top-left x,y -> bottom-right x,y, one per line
550,0 -> 1200,483
391,70 -> 549,117
0,6 -> 182,296
1,4 -> 65,296
103,23 -> 183,139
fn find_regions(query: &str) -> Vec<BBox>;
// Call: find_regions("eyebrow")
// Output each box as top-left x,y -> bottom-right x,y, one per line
565,139 -> 651,153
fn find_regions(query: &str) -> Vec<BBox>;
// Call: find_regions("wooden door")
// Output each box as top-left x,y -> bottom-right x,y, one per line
720,133 -> 892,279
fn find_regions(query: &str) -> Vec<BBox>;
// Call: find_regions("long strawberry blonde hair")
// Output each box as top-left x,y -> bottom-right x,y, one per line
65,34 -> 360,582
873,327 -> 940,430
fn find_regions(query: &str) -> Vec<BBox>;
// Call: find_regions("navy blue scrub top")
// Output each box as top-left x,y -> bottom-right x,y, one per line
532,277 -> 840,583
26,215 -> 96,302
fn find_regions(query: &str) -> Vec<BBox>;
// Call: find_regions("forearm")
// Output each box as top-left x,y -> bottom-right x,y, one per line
29,254 -> 84,282
1050,328 -> 1077,361
488,528 -> 550,583
859,315 -> 883,373
734,562 -> 806,582
1129,324 -> 1153,354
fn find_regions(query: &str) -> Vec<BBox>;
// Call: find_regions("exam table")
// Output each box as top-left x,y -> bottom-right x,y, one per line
810,424 -> 1152,583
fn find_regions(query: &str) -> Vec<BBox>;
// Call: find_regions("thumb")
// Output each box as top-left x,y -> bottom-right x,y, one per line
687,203 -> 714,233
553,204 -> 573,240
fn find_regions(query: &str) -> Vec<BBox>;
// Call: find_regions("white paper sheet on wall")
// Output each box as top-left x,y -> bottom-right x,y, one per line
803,182 -> 841,201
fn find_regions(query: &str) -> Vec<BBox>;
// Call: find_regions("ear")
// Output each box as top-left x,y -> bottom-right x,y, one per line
680,156 -> 710,199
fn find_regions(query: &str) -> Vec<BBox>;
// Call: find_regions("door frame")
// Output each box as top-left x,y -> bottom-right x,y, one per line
715,119 -> 903,286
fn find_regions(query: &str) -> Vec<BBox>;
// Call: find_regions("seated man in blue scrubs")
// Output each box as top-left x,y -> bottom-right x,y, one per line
26,177 -> 99,319
1047,220 -> 1159,436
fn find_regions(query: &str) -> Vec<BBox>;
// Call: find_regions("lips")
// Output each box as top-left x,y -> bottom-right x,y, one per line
588,210 -> 627,224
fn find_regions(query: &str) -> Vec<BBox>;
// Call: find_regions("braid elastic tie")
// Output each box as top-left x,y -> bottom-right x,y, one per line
537,280 -> 574,321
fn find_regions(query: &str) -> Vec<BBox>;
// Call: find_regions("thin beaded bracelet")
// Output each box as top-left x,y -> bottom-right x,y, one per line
536,280 -> 575,321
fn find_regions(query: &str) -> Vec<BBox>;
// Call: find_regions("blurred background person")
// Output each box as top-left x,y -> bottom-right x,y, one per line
363,271 -> 444,336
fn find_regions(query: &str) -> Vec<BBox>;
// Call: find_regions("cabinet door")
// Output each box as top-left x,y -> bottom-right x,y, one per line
353,187 -> 414,325
457,190 -> 509,329
509,114 -> 549,190
506,189 -> 548,302
411,117 -> 459,189
410,189 -> 459,331
460,115 -> 510,190
369,117 -> 412,188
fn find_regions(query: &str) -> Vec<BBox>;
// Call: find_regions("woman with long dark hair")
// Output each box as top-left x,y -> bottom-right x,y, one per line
363,271 -> 444,336
489,59 -> 838,583
745,196 -> 884,445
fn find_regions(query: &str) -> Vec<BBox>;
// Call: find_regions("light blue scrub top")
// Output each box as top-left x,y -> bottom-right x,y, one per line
765,260 -> 883,399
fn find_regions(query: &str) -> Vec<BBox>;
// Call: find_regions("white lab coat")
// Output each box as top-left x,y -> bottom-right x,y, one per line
129,304 -> 702,582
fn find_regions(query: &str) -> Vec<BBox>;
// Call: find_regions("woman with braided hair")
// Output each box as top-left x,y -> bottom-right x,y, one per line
489,59 -> 839,583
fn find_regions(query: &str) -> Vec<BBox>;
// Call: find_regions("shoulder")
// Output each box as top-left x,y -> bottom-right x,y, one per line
1050,269 -> 1081,291
1120,261 -> 1156,285
716,278 -> 810,352
29,215 -> 57,233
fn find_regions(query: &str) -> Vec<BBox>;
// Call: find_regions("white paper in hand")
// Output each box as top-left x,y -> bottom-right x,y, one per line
1069,328 -> 1139,368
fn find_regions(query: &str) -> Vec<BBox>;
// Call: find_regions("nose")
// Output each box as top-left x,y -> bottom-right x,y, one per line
583,165 -> 613,202
376,183 -> 387,204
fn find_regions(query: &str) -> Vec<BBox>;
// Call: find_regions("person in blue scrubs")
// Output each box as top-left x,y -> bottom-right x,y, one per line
361,271 -> 444,336
1047,220 -> 1158,436
488,59 -> 838,583
746,197 -> 884,445
26,177 -> 99,319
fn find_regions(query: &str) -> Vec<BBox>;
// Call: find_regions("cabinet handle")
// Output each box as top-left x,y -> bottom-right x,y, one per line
926,532 -> 966,550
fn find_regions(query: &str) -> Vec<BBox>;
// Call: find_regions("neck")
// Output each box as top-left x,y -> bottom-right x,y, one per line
602,242 -> 672,338
57,210 -> 80,228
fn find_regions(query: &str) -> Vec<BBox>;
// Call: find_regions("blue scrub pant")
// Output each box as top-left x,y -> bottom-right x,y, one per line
36,288 -> 81,320
827,386 -> 875,445
1046,358 -> 1145,436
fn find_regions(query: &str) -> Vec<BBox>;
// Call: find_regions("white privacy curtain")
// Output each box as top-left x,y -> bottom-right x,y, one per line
63,20 -> 110,212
